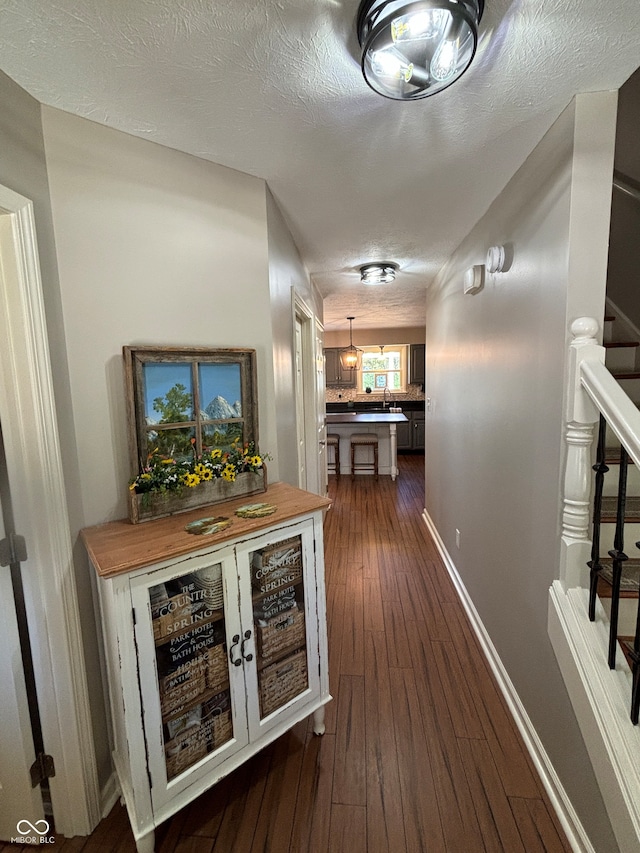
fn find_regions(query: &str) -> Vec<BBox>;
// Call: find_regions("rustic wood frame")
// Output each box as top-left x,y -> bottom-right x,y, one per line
123,345 -> 259,480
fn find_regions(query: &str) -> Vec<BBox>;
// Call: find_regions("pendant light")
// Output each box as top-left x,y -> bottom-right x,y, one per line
340,317 -> 363,370
356,0 -> 484,101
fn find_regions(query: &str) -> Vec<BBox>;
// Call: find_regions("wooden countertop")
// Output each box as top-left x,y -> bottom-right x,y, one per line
325,412 -> 408,424
81,481 -> 331,579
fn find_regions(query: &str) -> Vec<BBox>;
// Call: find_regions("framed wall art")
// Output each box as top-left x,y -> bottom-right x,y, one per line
124,346 -> 267,523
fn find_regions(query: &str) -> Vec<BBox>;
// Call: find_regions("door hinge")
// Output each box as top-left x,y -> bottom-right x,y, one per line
0,532 -> 27,566
30,753 -> 55,787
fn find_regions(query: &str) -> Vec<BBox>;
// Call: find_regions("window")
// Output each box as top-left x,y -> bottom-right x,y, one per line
123,346 -> 258,473
360,345 -> 408,394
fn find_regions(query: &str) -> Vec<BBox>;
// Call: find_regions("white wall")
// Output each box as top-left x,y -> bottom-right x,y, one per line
0,69 -> 107,811
266,188 -> 323,487
40,107 -> 282,792
425,92 -> 619,851
41,107 -> 278,528
0,74 -> 82,530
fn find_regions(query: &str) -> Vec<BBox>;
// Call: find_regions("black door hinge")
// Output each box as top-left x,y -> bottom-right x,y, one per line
0,533 -> 27,566
30,753 -> 55,788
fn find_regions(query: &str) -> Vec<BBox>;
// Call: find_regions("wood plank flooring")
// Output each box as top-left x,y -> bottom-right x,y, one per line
2,455 -> 572,852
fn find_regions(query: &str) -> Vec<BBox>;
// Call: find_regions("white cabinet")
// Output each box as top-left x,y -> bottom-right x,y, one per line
82,483 -> 331,853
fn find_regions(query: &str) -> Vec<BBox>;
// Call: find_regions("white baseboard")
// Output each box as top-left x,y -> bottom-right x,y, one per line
422,509 -> 595,853
100,771 -> 121,820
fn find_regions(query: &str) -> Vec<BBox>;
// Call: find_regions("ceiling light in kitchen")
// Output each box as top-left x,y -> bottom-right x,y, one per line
339,316 -> 363,370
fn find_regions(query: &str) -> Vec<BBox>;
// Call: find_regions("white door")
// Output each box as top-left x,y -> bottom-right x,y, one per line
0,188 -> 99,837
294,317 -> 307,489
292,292 -> 324,496
315,319 -> 328,496
0,490 -> 46,841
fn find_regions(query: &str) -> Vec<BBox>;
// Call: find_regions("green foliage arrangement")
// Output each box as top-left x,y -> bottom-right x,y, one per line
129,438 -> 268,497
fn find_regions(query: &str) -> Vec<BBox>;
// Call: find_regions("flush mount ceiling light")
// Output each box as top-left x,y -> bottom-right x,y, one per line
340,316 -> 363,370
360,262 -> 397,284
356,0 -> 484,100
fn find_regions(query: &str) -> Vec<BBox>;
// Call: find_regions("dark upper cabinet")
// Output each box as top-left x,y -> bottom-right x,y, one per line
410,344 -> 425,385
324,348 -> 357,387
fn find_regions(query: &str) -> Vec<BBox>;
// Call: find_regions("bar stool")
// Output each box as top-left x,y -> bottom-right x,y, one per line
326,433 -> 340,476
350,433 -> 378,480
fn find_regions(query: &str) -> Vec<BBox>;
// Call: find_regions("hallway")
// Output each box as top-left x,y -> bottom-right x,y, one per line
4,456 -> 572,852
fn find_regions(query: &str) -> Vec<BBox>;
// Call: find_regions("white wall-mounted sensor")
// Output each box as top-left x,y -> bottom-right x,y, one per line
464,264 -> 485,295
486,245 -> 506,273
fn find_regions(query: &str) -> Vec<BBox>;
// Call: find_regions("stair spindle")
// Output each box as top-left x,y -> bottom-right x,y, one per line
607,445 -> 629,669
588,414 -> 609,621
631,540 -> 640,725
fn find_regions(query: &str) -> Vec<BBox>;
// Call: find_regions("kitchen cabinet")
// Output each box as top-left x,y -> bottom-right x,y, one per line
324,347 -> 357,387
397,409 -> 425,451
82,483 -> 331,853
410,344 -> 425,385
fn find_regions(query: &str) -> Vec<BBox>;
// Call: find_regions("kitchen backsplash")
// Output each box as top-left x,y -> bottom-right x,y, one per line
325,383 -> 425,404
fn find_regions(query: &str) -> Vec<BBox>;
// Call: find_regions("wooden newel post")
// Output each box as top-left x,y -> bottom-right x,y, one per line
560,318 -> 604,589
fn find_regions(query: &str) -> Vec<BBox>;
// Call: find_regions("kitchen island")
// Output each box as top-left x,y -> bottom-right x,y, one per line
325,411 -> 408,480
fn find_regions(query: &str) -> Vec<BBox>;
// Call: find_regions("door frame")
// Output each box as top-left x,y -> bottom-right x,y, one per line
0,184 -> 100,835
292,290 -> 322,495
0,510 -> 45,838
294,315 -> 307,489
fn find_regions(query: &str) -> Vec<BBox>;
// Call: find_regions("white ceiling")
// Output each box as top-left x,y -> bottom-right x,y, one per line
0,1 -> 639,332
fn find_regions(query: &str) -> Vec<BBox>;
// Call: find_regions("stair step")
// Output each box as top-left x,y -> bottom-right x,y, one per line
605,448 -> 636,465
618,636 -> 636,670
597,559 -> 640,597
601,496 -> 640,523
606,340 -> 640,370
612,371 -> 640,380
603,316 -> 616,342
599,522 -> 640,553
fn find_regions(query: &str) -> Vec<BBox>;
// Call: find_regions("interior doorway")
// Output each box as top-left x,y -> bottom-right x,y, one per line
0,420 -> 47,841
293,291 -> 326,496
0,185 -> 100,837
294,315 -> 307,490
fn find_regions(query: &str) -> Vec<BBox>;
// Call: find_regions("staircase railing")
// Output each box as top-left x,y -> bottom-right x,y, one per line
564,317 -> 640,724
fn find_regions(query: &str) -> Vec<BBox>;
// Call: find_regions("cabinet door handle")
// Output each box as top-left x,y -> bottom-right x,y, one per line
229,634 -> 242,666
241,629 -> 253,662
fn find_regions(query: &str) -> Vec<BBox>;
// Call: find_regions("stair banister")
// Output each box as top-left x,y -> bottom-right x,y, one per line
560,318 -> 604,589
580,358 -> 640,469
549,318 -> 640,848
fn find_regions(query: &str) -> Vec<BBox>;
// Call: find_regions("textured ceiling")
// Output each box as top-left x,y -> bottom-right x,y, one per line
0,1 -> 639,330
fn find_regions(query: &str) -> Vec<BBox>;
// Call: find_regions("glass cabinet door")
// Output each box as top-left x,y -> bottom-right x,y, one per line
150,562 -> 232,781
240,521 -> 320,736
130,548 -> 247,804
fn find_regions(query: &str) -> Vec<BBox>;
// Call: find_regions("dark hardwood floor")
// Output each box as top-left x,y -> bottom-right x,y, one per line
3,455 -> 572,852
